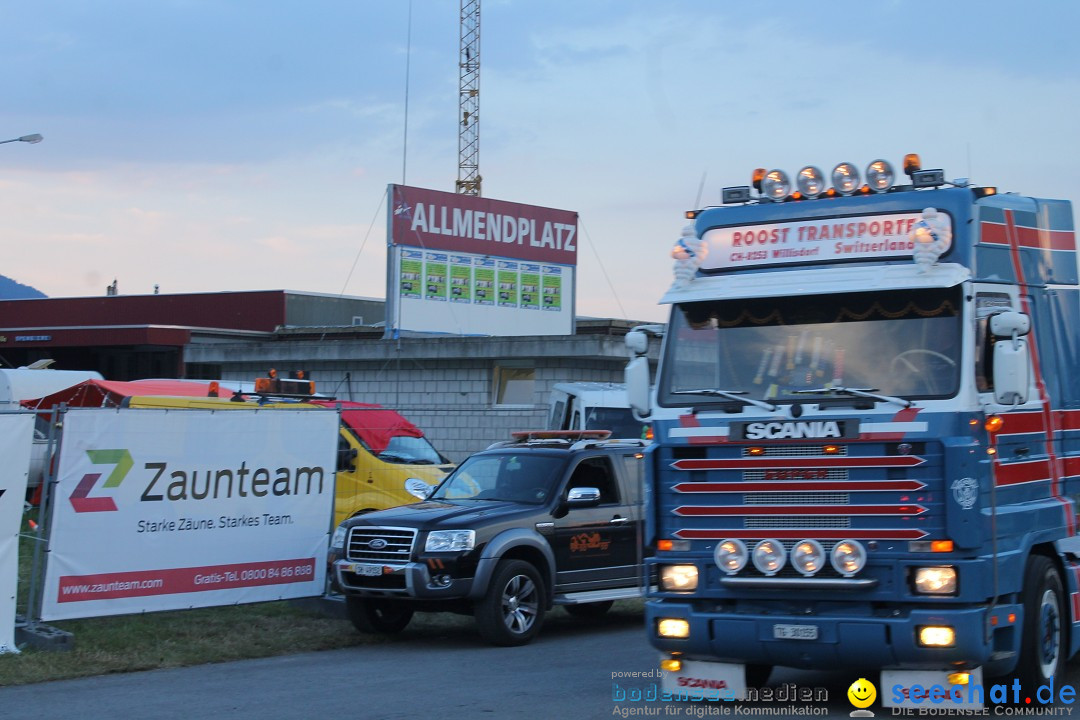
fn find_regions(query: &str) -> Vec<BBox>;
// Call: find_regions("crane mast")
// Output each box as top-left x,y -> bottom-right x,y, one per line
456,0 -> 481,196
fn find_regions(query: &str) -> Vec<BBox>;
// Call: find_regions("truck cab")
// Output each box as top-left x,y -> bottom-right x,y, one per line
628,155 -> 1080,707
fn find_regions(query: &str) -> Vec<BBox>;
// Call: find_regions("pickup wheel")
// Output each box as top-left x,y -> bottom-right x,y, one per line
1015,554 -> 1065,689
564,601 -> 613,619
475,559 -> 546,646
346,596 -> 414,635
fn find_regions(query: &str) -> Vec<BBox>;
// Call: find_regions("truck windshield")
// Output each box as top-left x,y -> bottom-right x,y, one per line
659,286 -> 962,406
584,407 -> 646,439
431,454 -> 565,504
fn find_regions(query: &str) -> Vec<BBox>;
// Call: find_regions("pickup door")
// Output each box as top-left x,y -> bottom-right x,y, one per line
551,453 -> 642,591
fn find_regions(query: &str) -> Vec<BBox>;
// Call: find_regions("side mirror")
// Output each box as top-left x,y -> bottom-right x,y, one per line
565,486 -> 601,508
405,478 -> 433,500
989,311 -> 1032,405
993,339 -> 1029,405
625,330 -> 648,356
625,356 -> 651,417
336,447 -> 358,472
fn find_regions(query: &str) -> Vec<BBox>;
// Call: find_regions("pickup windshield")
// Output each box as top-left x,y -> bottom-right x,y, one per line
659,286 -> 962,405
431,454 -> 565,504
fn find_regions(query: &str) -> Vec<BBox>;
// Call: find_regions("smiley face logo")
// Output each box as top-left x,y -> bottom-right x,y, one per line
848,678 -> 877,709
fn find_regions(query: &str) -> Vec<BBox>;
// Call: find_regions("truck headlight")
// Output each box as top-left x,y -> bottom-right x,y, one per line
913,566 -> 957,595
657,618 -> 690,639
752,539 -> 786,575
660,564 -> 699,591
330,525 -> 347,550
918,626 -> 956,647
791,539 -> 825,576
425,529 -> 475,552
830,539 -> 867,577
714,539 -> 748,575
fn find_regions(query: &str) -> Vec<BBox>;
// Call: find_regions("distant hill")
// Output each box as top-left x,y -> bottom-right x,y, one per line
0,274 -> 46,299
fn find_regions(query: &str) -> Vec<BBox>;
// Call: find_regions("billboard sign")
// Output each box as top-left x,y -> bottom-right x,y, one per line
387,184 -> 578,336
0,414 -> 32,653
40,408 -> 337,620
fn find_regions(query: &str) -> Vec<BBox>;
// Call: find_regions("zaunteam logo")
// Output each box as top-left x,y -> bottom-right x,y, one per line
69,449 -> 132,513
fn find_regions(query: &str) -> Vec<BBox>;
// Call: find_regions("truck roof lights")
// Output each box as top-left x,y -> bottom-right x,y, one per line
831,163 -> 861,195
866,160 -> 895,192
761,170 -> 791,201
796,166 -> 826,198
903,153 -> 922,175
722,186 -> 752,204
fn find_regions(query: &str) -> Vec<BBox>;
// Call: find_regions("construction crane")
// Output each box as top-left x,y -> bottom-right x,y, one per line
456,0 -> 481,196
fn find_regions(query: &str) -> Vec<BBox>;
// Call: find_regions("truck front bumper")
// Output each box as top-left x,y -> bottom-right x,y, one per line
646,599 -> 1020,672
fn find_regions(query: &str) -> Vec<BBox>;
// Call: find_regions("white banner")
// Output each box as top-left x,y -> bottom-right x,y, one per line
701,212 -> 942,270
0,413 -> 33,653
41,408 -> 338,620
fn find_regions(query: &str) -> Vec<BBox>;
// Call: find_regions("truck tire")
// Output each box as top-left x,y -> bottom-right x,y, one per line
346,596 -> 414,635
475,559 -> 546,646
1015,554 -> 1065,690
565,601 -> 613,619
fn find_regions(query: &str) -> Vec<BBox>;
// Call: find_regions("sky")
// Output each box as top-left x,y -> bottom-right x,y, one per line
2,1 -> 1079,324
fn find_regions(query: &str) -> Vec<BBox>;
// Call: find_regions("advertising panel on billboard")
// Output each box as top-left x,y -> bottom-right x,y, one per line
0,414 -> 32,653
40,408 -> 337,621
386,184 -> 578,336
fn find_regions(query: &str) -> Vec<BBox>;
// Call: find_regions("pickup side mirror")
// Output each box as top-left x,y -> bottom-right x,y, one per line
566,486 -> 601,508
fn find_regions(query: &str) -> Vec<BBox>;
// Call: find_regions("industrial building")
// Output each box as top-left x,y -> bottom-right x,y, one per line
0,290 -> 659,460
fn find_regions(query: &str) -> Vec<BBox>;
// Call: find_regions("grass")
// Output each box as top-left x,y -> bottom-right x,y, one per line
1,512 -> 644,687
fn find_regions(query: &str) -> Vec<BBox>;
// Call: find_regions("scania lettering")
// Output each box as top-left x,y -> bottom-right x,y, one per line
742,421 -> 843,440
624,155 -> 1080,707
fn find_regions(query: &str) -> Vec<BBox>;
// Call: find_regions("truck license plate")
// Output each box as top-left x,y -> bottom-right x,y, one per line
349,563 -> 384,577
773,623 -> 818,640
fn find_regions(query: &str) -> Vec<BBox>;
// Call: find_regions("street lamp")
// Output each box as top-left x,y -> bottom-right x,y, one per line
0,134 -> 43,145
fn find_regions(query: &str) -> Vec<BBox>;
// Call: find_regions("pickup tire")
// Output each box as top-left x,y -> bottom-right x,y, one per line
564,601 -> 613,619
346,596 -> 414,635
475,559 -> 546,646
1015,554 -> 1065,689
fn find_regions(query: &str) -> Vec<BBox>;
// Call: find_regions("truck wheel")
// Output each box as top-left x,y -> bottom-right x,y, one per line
346,596 -> 414,634
475,559 -> 546,646
1016,555 -> 1065,689
565,601 -> 613,619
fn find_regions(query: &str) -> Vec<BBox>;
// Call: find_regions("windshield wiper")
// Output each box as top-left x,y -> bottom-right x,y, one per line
791,386 -> 912,409
671,388 -> 778,412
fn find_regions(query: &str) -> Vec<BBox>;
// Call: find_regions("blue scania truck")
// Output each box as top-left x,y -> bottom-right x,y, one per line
624,156 -> 1079,707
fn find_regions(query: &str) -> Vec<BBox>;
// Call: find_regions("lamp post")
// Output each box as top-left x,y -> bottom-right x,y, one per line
0,134 -> 43,145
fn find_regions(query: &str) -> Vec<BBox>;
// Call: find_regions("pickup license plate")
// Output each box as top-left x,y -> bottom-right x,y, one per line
348,563 -> 384,577
773,623 -> 818,640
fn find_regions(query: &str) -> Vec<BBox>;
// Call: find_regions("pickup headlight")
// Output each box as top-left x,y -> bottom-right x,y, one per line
425,529 -> 475,552
660,564 -> 699,591
330,525 -> 347,550
913,566 -> 957,595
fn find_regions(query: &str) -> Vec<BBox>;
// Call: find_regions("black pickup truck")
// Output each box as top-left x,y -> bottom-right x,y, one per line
328,431 -> 649,646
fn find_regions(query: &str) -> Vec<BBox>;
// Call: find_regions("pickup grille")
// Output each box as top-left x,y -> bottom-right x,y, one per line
346,527 -> 416,564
